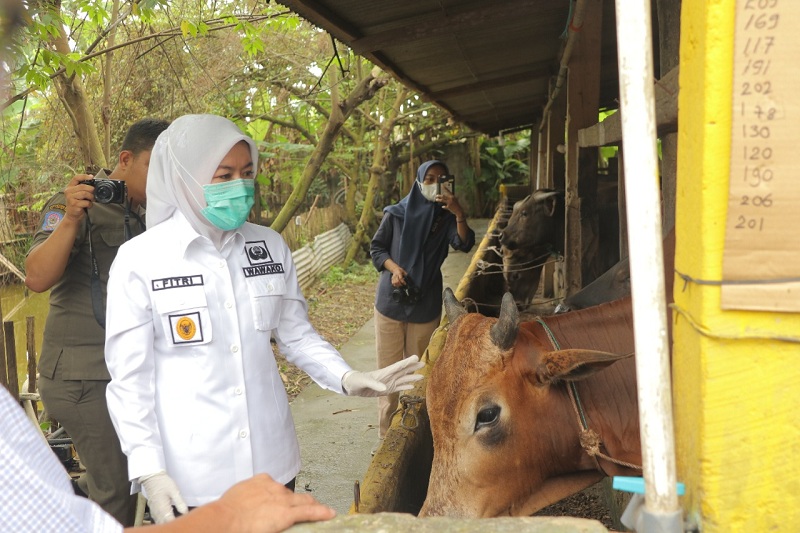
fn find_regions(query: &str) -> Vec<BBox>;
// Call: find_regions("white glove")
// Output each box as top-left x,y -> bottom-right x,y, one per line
342,355 -> 425,397
139,471 -> 189,524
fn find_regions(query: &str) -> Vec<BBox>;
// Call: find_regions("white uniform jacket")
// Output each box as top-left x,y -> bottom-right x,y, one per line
105,213 -> 352,505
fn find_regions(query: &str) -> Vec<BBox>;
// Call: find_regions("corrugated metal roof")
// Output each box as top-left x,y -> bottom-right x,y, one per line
278,0 -> 632,135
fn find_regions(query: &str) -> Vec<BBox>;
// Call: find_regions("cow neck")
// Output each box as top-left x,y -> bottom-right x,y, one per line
533,315 -> 643,475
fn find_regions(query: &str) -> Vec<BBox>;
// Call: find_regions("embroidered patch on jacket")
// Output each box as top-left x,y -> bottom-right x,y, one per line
41,210 -> 64,232
152,275 -> 204,291
169,312 -> 203,344
242,240 -> 284,278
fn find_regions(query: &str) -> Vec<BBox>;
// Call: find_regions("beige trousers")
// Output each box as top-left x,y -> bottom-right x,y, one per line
374,308 -> 440,438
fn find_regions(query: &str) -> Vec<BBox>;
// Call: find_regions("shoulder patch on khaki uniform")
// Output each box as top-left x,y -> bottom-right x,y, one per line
41,208 -> 65,232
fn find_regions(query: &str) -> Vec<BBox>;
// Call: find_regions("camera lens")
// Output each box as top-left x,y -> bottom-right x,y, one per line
391,287 -> 404,303
94,181 -> 115,204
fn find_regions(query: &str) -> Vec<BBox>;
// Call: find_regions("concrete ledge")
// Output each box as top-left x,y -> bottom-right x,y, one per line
289,513 -> 609,532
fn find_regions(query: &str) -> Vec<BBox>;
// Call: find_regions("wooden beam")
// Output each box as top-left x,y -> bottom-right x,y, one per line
0,250 -> 25,283
578,65 -> 679,147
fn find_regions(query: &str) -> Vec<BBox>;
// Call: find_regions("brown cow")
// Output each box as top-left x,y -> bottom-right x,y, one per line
419,289 -> 644,518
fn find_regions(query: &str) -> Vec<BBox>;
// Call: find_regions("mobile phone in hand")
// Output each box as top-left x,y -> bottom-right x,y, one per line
437,174 -> 455,198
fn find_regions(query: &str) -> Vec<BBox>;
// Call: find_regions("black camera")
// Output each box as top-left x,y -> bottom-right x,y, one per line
391,277 -> 420,305
79,178 -> 127,204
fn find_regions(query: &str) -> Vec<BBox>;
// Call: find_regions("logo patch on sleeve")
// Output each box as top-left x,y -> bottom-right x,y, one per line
242,240 -> 284,278
170,312 -> 204,344
41,210 -> 64,232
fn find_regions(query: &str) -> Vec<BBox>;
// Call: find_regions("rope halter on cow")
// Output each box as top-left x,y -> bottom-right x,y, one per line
533,317 -> 642,474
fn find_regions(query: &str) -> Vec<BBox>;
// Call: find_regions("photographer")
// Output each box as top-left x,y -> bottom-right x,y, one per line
370,160 -> 475,443
24,118 -> 170,526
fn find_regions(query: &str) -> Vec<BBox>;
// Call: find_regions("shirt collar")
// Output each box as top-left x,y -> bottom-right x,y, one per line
169,211 -> 246,259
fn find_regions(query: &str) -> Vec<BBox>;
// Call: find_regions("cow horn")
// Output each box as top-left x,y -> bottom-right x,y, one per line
490,292 -> 519,350
443,287 -> 466,323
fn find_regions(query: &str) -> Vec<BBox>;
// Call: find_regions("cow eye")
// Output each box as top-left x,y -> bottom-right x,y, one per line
475,405 -> 501,430
521,210 -> 528,217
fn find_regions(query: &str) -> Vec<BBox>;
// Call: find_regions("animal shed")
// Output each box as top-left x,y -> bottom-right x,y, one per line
278,0 -> 681,525
281,1 -> 800,531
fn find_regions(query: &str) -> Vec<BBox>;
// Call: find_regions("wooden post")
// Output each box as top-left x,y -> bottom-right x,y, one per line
531,120 -> 542,190
545,80 -> 568,300
4,321 -> 17,399
564,0 -> 603,296
26,316 -> 37,417
578,146 -> 601,285
547,83 -> 567,191
618,147 -> 629,260
657,0 -> 681,236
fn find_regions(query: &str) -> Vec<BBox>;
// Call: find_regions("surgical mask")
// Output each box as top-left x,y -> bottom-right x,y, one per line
418,181 -> 438,202
201,179 -> 255,230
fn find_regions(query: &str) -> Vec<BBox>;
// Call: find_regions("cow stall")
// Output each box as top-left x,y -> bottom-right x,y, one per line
276,0 -> 800,530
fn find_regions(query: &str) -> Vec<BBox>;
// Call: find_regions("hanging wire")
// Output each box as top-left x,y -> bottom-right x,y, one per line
671,304 -> 800,344
560,0 -> 575,40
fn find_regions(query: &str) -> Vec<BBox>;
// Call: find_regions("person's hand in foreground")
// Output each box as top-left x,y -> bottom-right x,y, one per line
132,473 -> 336,533
342,355 -> 425,397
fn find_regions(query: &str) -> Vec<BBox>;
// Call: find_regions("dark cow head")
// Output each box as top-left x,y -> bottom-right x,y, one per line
499,190 -> 564,305
419,288 -> 639,518
499,189 -> 563,251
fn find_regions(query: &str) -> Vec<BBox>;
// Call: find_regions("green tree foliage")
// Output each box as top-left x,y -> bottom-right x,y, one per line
1,1 -> 485,267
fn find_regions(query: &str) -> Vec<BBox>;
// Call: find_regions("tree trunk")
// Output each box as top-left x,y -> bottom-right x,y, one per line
47,0 -> 107,170
344,87 -> 408,264
102,0 -> 121,161
270,68 -> 388,233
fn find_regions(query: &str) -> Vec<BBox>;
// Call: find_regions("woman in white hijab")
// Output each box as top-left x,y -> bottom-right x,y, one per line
104,114 -> 424,524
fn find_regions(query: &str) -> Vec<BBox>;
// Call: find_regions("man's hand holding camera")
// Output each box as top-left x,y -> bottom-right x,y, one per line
63,174 -> 98,223
63,174 -> 128,224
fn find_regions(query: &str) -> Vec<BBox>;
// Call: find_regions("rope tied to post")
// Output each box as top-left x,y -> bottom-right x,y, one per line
390,394 -> 423,431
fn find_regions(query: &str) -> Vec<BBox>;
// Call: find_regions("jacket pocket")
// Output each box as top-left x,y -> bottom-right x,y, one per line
246,277 -> 286,331
99,228 -> 126,248
153,286 -> 213,345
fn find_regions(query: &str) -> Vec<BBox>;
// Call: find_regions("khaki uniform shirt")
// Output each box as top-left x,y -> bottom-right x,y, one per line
29,171 -> 145,380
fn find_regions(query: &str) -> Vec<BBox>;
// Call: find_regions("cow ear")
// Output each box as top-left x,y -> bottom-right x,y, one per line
532,189 -> 561,217
544,195 -> 558,217
534,349 -> 633,385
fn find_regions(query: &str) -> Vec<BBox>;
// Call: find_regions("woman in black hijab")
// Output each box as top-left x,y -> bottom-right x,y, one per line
370,160 -> 475,441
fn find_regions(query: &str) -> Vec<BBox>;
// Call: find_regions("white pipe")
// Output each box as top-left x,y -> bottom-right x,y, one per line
613,0 -> 681,530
